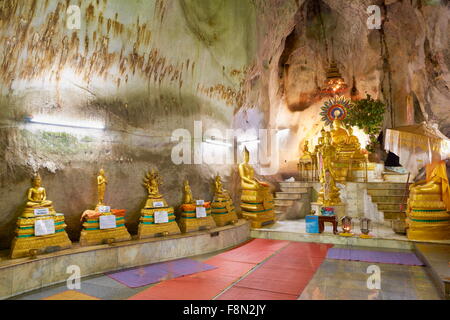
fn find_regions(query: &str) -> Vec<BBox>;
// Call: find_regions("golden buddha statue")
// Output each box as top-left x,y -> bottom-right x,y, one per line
80,168 -> 131,246
23,174 -> 55,217
182,180 -> 195,204
211,175 -> 238,226
330,119 -> 349,147
179,179 -> 216,232
11,173 -> 72,258
143,169 -> 163,200
239,146 -> 275,228
97,169 -> 107,205
137,169 -> 181,239
406,160 -> 450,240
300,140 -> 312,160
317,132 -> 341,205
26,174 -> 53,207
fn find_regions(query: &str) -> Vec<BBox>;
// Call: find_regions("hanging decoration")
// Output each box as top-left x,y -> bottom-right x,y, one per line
320,60 -> 348,96
320,96 -> 351,126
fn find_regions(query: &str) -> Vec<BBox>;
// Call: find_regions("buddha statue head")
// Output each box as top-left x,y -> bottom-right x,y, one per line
99,168 -> 105,176
32,173 -> 42,188
243,146 -> 250,163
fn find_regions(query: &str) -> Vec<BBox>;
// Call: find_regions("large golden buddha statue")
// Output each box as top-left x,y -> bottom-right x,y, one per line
406,160 -> 450,240
330,119 -> 349,146
238,146 -> 275,228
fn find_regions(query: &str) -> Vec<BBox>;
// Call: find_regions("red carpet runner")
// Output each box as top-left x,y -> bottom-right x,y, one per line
128,239 -> 331,300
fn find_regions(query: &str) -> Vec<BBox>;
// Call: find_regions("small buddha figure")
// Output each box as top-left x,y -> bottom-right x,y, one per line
317,132 -> 340,203
143,169 -> 162,199
346,127 -> 360,148
300,140 -> 312,160
182,180 -> 195,204
323,168 -> 341,206
26,174 -> 53,208
97,169 -> 107,205
214,175 -> 231,200
238,147 -> 270,191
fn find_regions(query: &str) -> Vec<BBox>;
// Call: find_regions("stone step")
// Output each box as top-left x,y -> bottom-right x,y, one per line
366,182 -> 408,189
280,187 -> 309,193
370,195 -> 407,203
275,192 -> 302,200
380,211 -> 406,220
274,199 -> 295,206
279,181 -> 311,188
367,188 -> 407,196
377,203 -> 405,211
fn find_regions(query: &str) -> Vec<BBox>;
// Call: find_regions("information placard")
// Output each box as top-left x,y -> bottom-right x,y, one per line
196,206 -> 207,218
34,208 -> 49,216
98,206 -> 111,213
99,215 -> 116,229
196,200 -> 205,206
34,219 -> 55,236
153,201 -> 164,208
154,211 -> 169,224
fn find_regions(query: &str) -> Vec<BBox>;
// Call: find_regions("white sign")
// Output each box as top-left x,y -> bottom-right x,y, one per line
98,206 -> 111,213
196,200 -> 205,205
35,219 -> 55,236
153,201 -> 164,208
154,211 -> 169,224
34,208 -> 49,216
99,215 -> 116,229
196,206 -> 207,218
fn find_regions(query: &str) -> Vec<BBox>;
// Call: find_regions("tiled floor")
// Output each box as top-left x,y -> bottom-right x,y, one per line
9,240 -> 444,300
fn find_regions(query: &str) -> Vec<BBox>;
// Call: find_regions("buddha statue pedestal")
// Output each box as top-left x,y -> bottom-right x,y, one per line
79,206 -> 131,246
178,202 -> 216,233
138,197 -> 181,239
11,212 -> 72,259
406,161 -> 450,241
240,189 -> 275,229
211,196 -> 238,227
211,175 -> 238,227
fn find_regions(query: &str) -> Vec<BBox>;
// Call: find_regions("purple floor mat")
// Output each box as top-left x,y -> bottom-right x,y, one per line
106,258 -> 217,288
326,248 -> 424,266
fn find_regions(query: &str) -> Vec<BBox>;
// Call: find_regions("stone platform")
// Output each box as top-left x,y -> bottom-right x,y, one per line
0,219 -> 250,300
251,220 -> 450,250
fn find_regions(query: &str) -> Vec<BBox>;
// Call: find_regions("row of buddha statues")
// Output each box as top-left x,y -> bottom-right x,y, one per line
10,147 -> 276,259
299,119 -> 368,186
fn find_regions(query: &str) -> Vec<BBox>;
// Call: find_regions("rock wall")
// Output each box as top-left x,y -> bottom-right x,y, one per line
0,0 -> 257,248
0,0 -> 449,248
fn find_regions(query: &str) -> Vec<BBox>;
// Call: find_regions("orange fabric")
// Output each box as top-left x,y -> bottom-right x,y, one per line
426,160 -> 450,210
43,290 -> 100,300
181,202 -> 211,211
111,209 -> 126,217
80,210 -> 102,221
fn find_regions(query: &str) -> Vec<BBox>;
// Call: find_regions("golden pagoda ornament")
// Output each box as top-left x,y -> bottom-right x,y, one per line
178,180 -> 216,233
137,169 -> 181,239
211,174 -> 238,227
79,169 -> 131,246
10,173 -> 72,259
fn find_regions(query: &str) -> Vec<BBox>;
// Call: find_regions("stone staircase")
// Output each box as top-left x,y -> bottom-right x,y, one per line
274,182 -> 311,220
366,182 -> 409,225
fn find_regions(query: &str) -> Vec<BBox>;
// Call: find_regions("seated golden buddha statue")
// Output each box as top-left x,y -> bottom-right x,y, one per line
238,147 -> 275,228
23,174 -> 55,217
406,160 -> 450,240
211,175 -> 238,226
347,127 -> 367,161
300,140 -> 312,160
330,119 -> 350,147
11,173 -> 72,258
143,169 -> 163,204
178,179 -> 215,232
